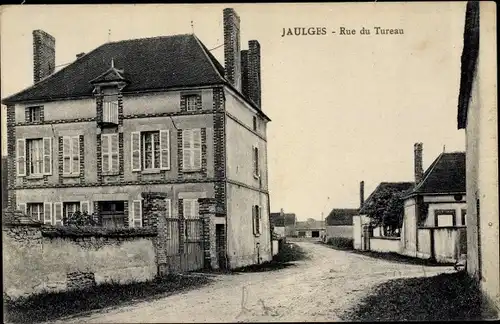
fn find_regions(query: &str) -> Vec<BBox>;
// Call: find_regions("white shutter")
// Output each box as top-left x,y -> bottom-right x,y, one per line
80,201 -> 90,215
252,205 -> 256,235
182,130 -> 192,170
159,130 -> 170,170
131,132 -> 141,171
42,137 -> 52,175
16,139 -> 26,176
72,136 -> 80,174
17,203 -> 27,214
102,135 -> 110,172
110,134 -> 119,172
53,202 -> 63,226
62,137 -> 71,174
131,200 -> 142,227
43,202 -> 52,224
193,129 -> 201,170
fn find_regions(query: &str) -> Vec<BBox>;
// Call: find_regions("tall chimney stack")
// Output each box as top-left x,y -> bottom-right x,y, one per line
241,50 -> 249,97
247,40 -> 262,109
223,8 -> 242,91
414,142 -> 424,184
33,30 -> 56,83
360,181 -> 365,208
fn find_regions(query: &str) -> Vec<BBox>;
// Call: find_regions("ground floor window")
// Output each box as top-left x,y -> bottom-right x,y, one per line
99,201 -> 126,228
27,203 -> 43,221
64,202 -> 80,219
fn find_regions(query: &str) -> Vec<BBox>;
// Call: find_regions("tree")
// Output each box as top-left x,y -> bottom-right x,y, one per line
363,188 -> 405,234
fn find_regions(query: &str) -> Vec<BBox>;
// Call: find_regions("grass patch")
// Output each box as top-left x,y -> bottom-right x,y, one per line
3,274 -> 212,324
233,242 -> 310,273
351,250 -> 453,266
324,237 -> 354,250
341,271 -> 499,321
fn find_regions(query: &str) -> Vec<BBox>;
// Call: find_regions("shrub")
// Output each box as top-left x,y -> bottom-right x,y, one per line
326,237 -> 354,250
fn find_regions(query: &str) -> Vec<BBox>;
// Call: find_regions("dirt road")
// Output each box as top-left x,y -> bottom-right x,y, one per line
56,242 -> 454,323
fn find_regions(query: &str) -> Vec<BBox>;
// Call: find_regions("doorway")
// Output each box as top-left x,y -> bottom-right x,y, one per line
312,231 -> 320,238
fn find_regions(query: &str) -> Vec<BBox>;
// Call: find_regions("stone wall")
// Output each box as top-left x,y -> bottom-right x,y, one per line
3,222 -> 158,300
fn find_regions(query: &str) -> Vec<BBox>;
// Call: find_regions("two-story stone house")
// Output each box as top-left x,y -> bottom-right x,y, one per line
2,8 -> 272,270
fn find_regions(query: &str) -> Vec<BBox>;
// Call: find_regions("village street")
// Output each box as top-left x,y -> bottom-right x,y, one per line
54,242 -> 455,323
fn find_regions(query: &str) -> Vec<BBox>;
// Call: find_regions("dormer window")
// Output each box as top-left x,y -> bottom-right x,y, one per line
103,98 -> 119,124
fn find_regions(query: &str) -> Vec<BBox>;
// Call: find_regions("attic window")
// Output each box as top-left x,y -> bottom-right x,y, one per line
253,116 -> 257,131
181,94 -> 201,112
26,106 -> 43,123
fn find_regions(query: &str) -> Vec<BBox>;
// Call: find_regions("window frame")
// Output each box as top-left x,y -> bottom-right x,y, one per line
185,95 -> 199,112
28,138 -> 44,176
27,203 -> 44,222
28,106 -> 43,123
101,133 -> 119,174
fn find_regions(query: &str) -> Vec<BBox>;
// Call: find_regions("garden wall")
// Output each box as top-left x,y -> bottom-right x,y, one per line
3,222 -> 158,300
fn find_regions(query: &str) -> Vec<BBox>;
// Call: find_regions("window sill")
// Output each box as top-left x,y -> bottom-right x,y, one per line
102,171 -> 120,176
26,174 -> 44,180
253,174 -> 260,180
62,173 -> 80,178
183,169 -> 202,173
142,169 -> 161,175
254,233 -> 261,238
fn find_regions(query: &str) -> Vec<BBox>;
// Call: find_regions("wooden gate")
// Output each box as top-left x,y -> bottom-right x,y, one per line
160,218 -> 204,274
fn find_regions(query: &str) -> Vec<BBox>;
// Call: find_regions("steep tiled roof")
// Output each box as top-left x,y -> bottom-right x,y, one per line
296,219 -> 325,230
3,34 -> 225,103
359,182 -> 415,214
326,208 -> 359,226
270,213 -> 285,227
409,152 -> 466,196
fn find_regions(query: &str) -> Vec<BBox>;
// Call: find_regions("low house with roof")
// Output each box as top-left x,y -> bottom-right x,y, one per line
295,218 -> 325,238
270,209 -> 286,238
401,144 -> 467,263
324,208 -> 359,241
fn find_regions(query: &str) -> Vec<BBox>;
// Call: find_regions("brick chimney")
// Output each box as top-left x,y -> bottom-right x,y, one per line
414,142 -> 424,184
223,8 -> 242,91
33,30 -> 56,83
360,181 -> 365,208
241,50 -> 249,97
247,40 -> 261,109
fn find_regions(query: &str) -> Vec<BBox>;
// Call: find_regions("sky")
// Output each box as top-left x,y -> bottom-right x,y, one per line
1,3 -> 467,221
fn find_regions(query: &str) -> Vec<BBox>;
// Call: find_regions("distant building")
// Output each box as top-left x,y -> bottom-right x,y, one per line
270,209 -> 297,238
457,1 -> 499,312
295,218 -> 325,238
325,208 -> 359,240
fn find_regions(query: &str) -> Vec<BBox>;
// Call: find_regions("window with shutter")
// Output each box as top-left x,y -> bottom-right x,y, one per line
131,200 -> 142,227
253,146 -> 259,177
42,137 -> 52,175
159,130 -> 170,170
16,139 -> 26,176
182,129 -> 202,171
142,131 -> 160,170
28,139 -> 44,175
53,202 -> 63,225
62,136 -> 80,175
131,132 -> 141,171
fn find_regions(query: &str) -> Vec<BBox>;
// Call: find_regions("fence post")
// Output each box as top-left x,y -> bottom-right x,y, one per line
429,228 -> 436,262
